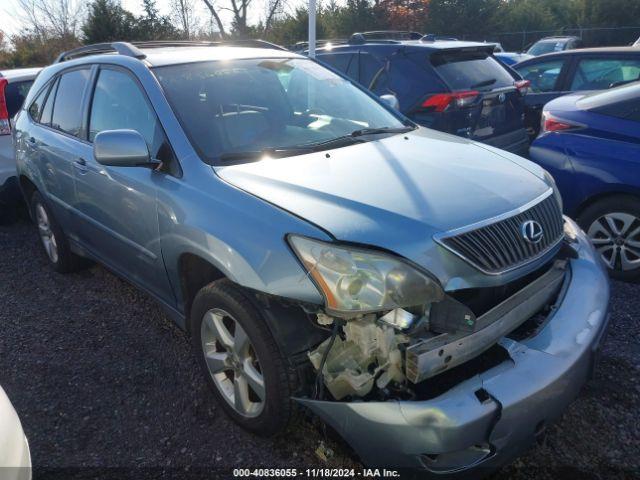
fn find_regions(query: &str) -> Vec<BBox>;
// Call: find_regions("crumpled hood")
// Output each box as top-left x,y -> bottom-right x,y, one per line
216,128 -> 550,250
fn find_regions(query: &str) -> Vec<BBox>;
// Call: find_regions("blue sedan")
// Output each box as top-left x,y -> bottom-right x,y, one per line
530,82 -> 640,280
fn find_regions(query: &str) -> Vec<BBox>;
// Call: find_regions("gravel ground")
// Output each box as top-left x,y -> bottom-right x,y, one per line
1,219 -> 639,480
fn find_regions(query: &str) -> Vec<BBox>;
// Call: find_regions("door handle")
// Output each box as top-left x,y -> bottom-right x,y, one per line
73,157 -> 88,173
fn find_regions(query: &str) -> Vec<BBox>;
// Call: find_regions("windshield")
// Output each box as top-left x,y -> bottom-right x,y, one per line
527,40 -> 566,56
154,58 -> 408,165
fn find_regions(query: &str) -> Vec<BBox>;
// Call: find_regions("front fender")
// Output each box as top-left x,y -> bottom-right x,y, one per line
155,171 -> 328,314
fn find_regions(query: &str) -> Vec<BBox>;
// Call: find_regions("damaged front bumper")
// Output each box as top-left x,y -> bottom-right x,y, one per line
296,227 -> 610,475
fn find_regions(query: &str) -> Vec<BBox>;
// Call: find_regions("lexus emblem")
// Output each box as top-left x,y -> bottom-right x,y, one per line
521,220 -> 544,244
498,93 -> 506,103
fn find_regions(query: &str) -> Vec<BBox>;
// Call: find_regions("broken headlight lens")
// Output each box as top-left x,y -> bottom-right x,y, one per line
289,235 -> 444,315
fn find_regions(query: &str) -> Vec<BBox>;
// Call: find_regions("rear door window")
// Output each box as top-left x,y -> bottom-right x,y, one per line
516,60 -> 566,92
430,50 -> 514,91
359,53 -> 387,92
28,84 -> 48,122
570,58 -> 640,90
40,78 -> 59,126
51,68 -> 91,137
317,53 -> 355,75
5,81 -> 34,118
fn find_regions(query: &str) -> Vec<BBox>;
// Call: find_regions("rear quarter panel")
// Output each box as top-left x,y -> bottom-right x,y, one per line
531,111 -> 640,216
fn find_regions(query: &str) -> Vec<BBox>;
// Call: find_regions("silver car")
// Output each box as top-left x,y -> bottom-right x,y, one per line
0,68 -> 40,219
14,41 -> 609,475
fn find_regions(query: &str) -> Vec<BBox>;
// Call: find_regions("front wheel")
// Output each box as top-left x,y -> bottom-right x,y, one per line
190,280 -> 294,435
578,195 -> 640,282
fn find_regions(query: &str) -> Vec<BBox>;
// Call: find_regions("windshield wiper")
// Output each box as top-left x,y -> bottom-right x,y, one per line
349,126 -> 415,137
301,126 -> 415,152
470,78 -> 497,89
217,146 -> 314,164
218,126 -> 415,162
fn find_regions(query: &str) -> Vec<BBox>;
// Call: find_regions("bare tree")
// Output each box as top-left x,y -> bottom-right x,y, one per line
200,0 -> 287,39
201,0 -> 227,38
171,0 -> 200,39
263,0 -> 285,35
16,0 -> 85,40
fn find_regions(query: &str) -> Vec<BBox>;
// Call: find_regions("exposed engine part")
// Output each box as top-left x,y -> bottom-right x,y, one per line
316,313 -> 335,326
379,308 -> 417,330
314,320 -> 342,399
308,314 -> 409,400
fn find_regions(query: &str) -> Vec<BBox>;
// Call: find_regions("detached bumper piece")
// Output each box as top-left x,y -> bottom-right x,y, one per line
296,232 -> 610,475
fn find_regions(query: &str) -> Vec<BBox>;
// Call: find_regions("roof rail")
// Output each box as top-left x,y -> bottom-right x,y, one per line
55,39 -> 287,63
420,34 -> 460,42
348,30 -> 423,44
55,42 -> 146,63
128,39 -> 288,51
288,38 -> 348,51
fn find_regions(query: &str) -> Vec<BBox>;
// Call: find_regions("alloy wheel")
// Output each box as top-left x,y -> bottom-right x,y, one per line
587,212 -> 640,272
200,308 -> 265,417
35,203 -> 59,264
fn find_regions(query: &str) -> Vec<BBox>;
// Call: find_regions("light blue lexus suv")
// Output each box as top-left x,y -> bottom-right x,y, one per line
14,41 -> 610,475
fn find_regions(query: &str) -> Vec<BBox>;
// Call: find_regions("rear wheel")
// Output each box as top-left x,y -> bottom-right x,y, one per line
30,191 -> 84,273
578,195 -> 640,281
190,280 -> 293,435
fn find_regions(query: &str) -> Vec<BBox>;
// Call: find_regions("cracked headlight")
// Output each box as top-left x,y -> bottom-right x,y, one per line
288,235 -> 444,315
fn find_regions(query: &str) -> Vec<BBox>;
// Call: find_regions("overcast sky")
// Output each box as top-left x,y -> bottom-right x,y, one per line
1,0 -> 290,38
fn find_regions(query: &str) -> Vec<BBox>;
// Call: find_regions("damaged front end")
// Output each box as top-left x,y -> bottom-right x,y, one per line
307,260 -> 566,403
289,219 -> 610,474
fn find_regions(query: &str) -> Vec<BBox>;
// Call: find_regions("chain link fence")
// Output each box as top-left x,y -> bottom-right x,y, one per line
458,26 -> 640,52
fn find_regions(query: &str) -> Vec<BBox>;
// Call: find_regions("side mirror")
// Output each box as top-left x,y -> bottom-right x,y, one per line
380,94 -> 400,111
94,129 -> 156,168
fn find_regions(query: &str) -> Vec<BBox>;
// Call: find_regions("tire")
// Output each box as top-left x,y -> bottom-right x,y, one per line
30,191 -> 84,273
190,279 -> 293,436
0,201 -> 19,225
577,195 -> 640,282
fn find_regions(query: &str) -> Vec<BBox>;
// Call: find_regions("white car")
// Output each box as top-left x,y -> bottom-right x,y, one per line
0,386 -> 31,480
0,68 -> 40,218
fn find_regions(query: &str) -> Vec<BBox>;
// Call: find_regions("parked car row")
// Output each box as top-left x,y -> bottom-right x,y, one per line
309,31 -> 640,281
314,36 -> 531,155
0,38 -> 614,478
512,46 -> 640,136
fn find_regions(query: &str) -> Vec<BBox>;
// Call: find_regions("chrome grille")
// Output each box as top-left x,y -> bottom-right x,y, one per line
437,192 -> 564,274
